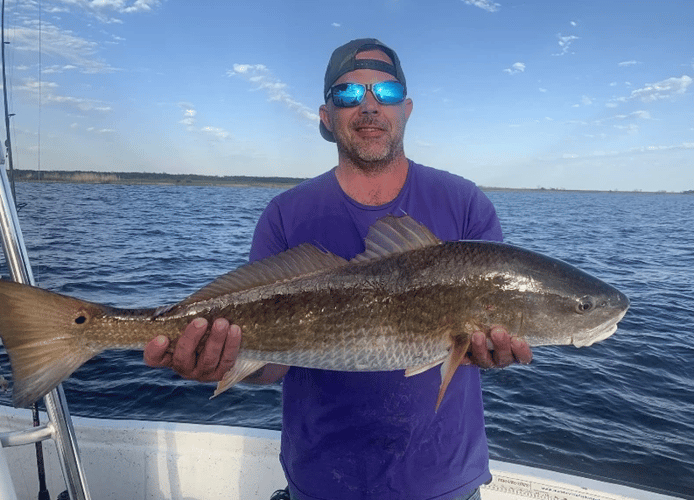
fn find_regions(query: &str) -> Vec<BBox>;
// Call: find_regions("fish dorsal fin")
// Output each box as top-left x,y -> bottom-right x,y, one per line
177,243 -> 348,306
351,215 -> 441,263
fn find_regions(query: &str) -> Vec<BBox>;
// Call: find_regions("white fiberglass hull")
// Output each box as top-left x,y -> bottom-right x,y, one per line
0,406 -> 684,500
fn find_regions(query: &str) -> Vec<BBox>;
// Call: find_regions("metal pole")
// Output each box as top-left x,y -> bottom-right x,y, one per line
0,165 -> 92,500
1,0 -> 17,202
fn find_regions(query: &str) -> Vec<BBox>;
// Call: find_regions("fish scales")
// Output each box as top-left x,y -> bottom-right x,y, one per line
0,215 -> 629,409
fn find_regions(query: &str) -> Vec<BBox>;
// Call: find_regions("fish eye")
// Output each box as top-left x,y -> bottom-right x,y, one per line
576,296 -> 595,314
75,315 -> 87,324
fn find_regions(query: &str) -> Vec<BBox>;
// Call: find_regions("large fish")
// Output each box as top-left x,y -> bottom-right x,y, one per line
0,215 -> 629,409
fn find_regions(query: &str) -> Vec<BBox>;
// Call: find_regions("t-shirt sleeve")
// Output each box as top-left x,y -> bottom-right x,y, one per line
465,187 -> 503,243
249,200 -> 289,263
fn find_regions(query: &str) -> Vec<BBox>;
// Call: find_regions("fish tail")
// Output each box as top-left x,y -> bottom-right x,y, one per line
0,280 -> 104,408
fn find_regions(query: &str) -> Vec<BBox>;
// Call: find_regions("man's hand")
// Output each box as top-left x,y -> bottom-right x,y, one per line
144,317 -> 242,382
464,326 -> 533,369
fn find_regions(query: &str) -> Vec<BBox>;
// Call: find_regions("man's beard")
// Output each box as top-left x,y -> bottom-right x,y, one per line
333,116 -> 406,174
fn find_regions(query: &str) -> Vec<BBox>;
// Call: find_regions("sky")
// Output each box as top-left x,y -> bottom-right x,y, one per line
2,0 -> 693,192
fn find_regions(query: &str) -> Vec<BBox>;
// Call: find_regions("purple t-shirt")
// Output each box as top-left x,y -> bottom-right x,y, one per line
249,160 -> 502,500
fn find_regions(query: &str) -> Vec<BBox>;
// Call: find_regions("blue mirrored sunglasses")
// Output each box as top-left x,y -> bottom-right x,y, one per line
327,81 -> 406,107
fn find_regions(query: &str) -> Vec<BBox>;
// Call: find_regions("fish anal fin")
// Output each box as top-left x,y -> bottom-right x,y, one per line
435,337 -> 471,412
212,359 -> 268,398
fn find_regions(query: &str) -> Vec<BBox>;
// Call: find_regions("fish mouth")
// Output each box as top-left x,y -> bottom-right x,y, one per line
571,308 -> 628,347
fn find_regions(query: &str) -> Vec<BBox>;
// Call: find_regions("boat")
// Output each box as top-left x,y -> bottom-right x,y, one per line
0,404 -> 685,500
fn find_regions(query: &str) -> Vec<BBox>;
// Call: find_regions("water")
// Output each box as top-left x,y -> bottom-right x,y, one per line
1,183 -> 693,497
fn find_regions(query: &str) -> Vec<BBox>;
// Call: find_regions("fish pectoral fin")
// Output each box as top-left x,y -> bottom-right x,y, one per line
435,337 -> 471,412
404,357 -> 446,377
212,359 -> 268,398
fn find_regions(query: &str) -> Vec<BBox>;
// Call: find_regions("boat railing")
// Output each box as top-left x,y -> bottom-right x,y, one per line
0,161 -> 92,499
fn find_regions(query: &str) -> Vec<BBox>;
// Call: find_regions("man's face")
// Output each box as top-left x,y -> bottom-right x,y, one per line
320,50 -> 413,172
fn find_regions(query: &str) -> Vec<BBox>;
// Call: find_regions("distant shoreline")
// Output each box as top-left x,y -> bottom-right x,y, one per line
12,169 -> 303,189
11,169 -> 693,195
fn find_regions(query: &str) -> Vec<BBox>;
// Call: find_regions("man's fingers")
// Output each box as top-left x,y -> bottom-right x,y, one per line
511,337 -> 533,364
211,323 -> 242,381
464,327 -> 533,369
171,317 -> 209,377
144,335 -> 171,367
469,331 -> 494,369
490,327 -> 514,368
192,318 -> 231,381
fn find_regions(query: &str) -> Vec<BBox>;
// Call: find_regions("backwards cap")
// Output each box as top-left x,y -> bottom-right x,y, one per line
320,38 -> 407,142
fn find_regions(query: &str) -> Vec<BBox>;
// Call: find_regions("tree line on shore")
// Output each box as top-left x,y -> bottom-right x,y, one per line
12,169 -> 305,187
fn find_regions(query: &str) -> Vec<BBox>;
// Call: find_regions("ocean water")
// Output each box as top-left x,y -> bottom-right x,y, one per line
1,182 -> 693,498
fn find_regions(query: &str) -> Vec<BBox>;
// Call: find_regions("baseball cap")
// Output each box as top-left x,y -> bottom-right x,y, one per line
320,38 -> 407,142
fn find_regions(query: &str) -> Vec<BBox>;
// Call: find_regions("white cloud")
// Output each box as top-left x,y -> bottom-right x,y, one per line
503,62 -> 525,75
605,76 -> 691,107
614,123 -> 640,135
45,0 -> 162,23
11,22 -> 116,74
618,60 -> 640,67
120,0 -> 161,14
17,78 -> 112,112
201,126 -> 230,140
178,102 -> 197,129
559,142 -> 693,161
628,142 -> 694,153
571,95 -> 593,108
228,64 -> 319,123
617,110 -> 651,120
461,0 -> 500,13
629,75 -> 692,102
42,64 -> 79,74
332,22 -> 341,28
570,21 -> 577,27
553,34 -> 579,56
176,102 -> 233,141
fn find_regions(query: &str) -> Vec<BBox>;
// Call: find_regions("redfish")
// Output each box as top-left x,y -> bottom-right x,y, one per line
0,215 -> 629,409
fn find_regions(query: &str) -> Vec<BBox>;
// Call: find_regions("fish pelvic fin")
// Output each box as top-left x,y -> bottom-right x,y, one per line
404,356 -> 446,377
212,359 -> 268,398
0,280 -> 104,408
435,336 -> 471,412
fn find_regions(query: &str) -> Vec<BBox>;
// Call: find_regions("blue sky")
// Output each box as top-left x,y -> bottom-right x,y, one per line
3,0 -> 693,192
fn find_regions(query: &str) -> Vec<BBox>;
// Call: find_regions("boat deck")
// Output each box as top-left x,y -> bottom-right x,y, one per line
0,406 -> 685,500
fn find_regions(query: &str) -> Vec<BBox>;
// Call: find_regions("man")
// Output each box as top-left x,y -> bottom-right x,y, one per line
145,38 -> 532,500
